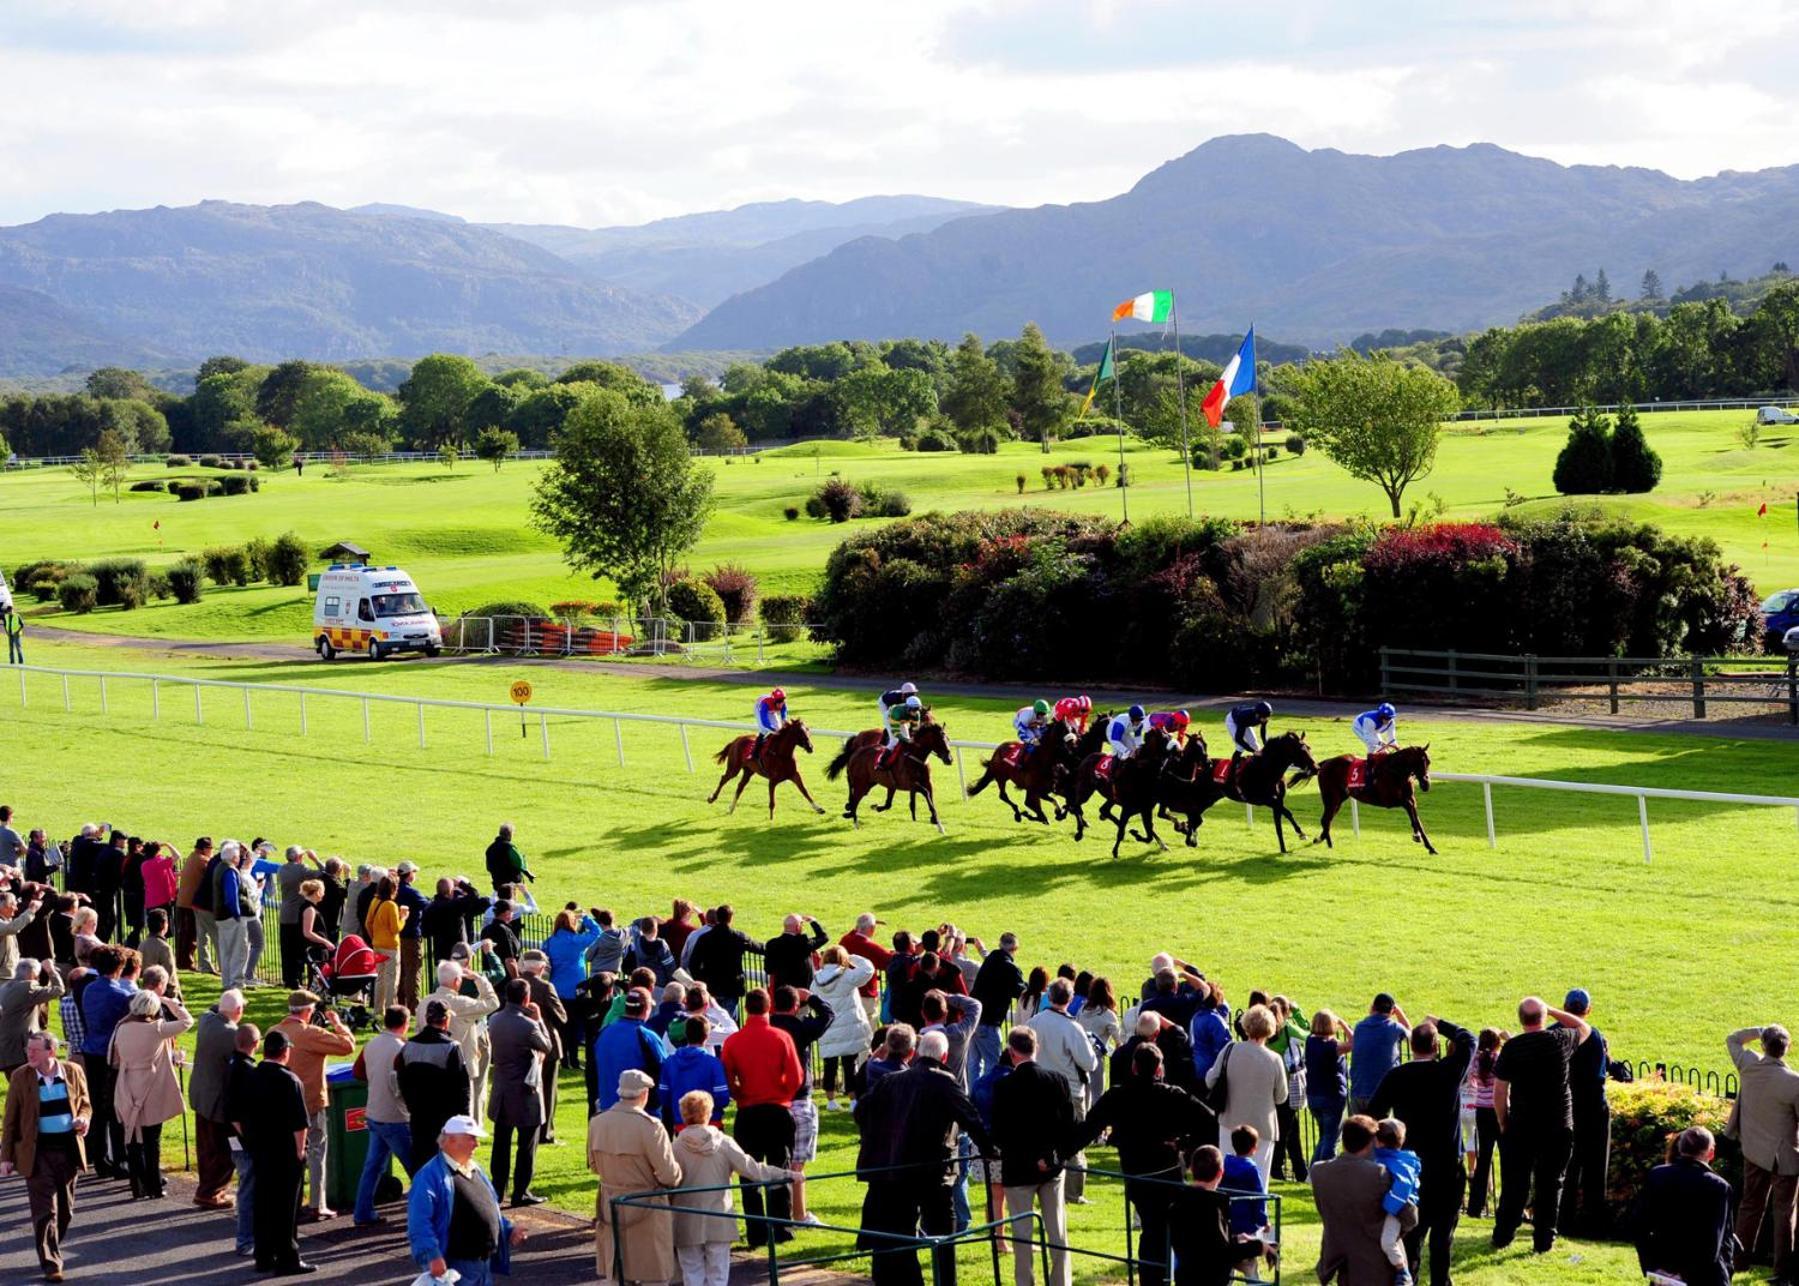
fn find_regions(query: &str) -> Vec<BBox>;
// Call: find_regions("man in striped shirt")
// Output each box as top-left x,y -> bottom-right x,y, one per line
2,1030 -> 93,1282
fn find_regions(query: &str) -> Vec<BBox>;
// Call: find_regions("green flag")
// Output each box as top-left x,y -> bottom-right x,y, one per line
1080,335 -> 1115,418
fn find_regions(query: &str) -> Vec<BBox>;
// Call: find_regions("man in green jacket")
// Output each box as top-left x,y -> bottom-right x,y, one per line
3,606 -> 21,666
484,823 -> 532,895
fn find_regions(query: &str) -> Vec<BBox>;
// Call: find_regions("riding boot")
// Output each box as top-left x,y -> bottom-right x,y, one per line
752,732 -> 766,763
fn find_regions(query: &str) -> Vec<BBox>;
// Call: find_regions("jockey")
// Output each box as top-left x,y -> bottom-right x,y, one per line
1052,694 -> 1094,735
1146,709 -> 1191,741
1352,702 -> 1399,755
879,681 -> 920,736
1107,704 -> 1148,759
882,694 -> 924,767
1014,699 -> 1051,752
1224,699 -> 1272,762
752,687 -> 787,761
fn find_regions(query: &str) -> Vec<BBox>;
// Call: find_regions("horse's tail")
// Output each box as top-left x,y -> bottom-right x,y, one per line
825,736 -> 857,781
713,739 -> 738,766
967,762 -> 993,796
1287,766 -> 1318,790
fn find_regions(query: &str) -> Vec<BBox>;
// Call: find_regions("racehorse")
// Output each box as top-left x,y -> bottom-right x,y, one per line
1063,727 -> 1177,858
708,719 -> 825,818
1315,744 -> 1437,854
834,720 -> 953,834
1163,730 -> 1319,854
1152,733 -> 1214,847
966,717 -> 1082,824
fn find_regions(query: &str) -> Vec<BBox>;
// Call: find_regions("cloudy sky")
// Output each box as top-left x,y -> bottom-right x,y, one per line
2,0 -> 1796,229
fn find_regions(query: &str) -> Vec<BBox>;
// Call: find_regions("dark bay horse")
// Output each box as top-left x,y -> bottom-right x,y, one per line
1152,733 -> 1214,847
1315,744 -> 1437,854
1162,730 -> 1319,853
709,719 -> 825,818
836,721 -> 953,833
1064,728 -> 1176,858
966,717 -> 1082,824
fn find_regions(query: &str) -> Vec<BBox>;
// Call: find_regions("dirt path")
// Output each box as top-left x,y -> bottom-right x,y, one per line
24,623 -> 1799,742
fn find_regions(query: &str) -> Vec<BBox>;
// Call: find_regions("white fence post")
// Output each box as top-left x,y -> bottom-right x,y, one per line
1482,782 -> 1496,849
151,678 -> 158,720
17,668 -> 24,707
539,712 -> 550,760
1639,795 -> 1652,865
485,709 -> 494,756
1245,804 -> 1254,829
1350,798 -> 1360,837
679,723 -> 693,773
61,674 -> 69,711
955,747 -> 967,800
299,691 -> 307,736
614,718 -> 625,766
194,684 -> 203,725
417,702 -> 426,749
243,687 -> 252,730
361,698 -> 370,743
98,675 -> 107,714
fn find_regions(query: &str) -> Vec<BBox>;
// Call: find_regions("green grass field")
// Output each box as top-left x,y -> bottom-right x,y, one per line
4,636 -> 1795,1280
5,408 -> 1796,645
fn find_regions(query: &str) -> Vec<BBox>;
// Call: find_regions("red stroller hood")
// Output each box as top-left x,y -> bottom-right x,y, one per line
324,934 -> 386,981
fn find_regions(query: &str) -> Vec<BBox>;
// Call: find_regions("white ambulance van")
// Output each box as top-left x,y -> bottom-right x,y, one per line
311,564 -> 441,660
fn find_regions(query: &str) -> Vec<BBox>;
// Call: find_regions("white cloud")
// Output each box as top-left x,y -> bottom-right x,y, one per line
0,0 -> 1795,227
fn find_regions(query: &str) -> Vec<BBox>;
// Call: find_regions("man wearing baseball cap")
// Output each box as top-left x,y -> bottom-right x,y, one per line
407,1114 -> 525,1286
1557,988 -> 1613,1237
394,861 -> 430,1012
590,1068 -> 682,1285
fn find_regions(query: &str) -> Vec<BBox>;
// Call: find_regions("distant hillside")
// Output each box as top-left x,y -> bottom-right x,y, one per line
0,201 -> 698,375
0,285 -> 173,379
488,195 -> 999,309
671,135 -> 1799,350
1070,331 -> 1312,367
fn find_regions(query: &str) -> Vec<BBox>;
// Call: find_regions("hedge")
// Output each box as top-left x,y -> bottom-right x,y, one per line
202,546 -> 251,588
166,560 -> 205,604
703,564 -> 759,625
666,578 -> 726,628
58,574 -> 98,614
761,594 -> 813,643
88,558 -> 150,608
1607,1081 -> 1739,1226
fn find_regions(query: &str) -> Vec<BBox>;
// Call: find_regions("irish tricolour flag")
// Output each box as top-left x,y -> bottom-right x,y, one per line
1201,328 -> 1256,427
1112,290 -> 1173,324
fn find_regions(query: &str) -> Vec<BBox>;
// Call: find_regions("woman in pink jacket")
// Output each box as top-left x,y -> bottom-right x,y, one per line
138,841 -> 180,929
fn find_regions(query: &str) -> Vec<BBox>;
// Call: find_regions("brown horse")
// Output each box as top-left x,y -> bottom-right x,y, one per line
708,719 -> 825,818
966,717 -> 1081,824
836,721 -> 953,833
1064,727 -> 1176,858
826,714 -> 940,812
1159,730 -> 1319,854
1315,744 -> 1437,854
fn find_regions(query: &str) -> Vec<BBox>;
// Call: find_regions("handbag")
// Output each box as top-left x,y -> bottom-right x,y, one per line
1202,1041 -> 1235,1112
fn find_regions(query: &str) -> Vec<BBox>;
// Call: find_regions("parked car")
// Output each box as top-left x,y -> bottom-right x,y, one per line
1762,588 -> 1799,648
1757,406 -> 1799,425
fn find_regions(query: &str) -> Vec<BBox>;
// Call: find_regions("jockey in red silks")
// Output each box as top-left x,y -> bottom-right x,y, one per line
752,687 -> 787,761
1053,694 -> 1093,735
1146,709 -> 1191,742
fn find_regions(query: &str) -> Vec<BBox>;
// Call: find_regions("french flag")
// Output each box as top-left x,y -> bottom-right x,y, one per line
1201,328 -> 1256,428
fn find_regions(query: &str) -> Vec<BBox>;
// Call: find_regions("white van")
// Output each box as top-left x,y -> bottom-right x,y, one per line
311,564 -> 441,660
1758,406 -> 1799,425
0,569 -> 12,611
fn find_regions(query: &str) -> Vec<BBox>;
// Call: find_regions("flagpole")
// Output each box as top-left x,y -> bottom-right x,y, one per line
1256,410 -> 1266,525
1172,296 -> 1193,517
1111,331 -> 1128,524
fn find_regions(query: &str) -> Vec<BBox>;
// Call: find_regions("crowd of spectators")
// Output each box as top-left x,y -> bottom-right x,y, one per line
0,803 -> 1773,1286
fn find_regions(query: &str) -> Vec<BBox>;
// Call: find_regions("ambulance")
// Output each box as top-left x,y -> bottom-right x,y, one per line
311,563 -> 441,660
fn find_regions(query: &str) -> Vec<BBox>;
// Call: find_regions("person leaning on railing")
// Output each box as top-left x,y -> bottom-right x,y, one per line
670,1088 -> 799,1286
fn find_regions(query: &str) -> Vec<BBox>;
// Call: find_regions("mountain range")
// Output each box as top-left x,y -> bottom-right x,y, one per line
3,136 -> 1797,380
675,134 -> 1799,349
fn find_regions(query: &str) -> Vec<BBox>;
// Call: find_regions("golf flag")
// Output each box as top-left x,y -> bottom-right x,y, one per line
1080,336 -> 1116,417
1113,290 -> 1173,325
1758,501 -> 1769,516
1201,327 -> 1257,428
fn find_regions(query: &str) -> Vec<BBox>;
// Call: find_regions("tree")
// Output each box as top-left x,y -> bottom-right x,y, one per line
438,442 -> 460,470
1608,405 -> 1662,492
465,383 -> 525,435
1552,406 -> 1614,495
252,424 -> 298,469
1594,268 -> 1612,305
290,369 -> 371,451
85,367 -> 157,401
834,365 -> 937,438
552,360 -> 663,409
1640,269 -> 1664,301
1011,323 -> 1073,450
196,355 -> 250,382
398,355 -> 489,448
940,333 -> 1011,431
189,366 -> 267,452
69,447 -> 104,506
475,426 -> 520,471
694,412 -> 746,453
255,360 -> 323,427
96,428 -> 132,502
1287,352 -> 1460,517
507,384 -> 586,449
530,389 -> 714,615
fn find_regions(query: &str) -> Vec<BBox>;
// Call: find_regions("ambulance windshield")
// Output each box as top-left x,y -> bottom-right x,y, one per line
371,592 -> 427,617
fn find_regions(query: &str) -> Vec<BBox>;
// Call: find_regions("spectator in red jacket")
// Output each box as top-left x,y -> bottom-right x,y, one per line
721,989 -> 804,1246
839,914 -> 892,1021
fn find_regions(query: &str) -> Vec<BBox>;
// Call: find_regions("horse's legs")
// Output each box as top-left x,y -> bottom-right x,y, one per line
708,754 -> 740,804
908,789 -> 918,821
767,776 -> 779,820
994,780 -> 1024,824
925,786 -> 944,835
874,783 -> 896,813
1317,792 -> 1342,849
727,768 -> 754,815
786,769 -> 827,815
1129,805 -> 1168,852
1405,796 -> 1437,854
1023,789 -> 1050,825
845,779 -> 867,828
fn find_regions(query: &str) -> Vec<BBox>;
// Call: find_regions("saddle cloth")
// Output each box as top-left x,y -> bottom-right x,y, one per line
996,743 -> 1025,771
1345,757 -> 1369,791
1210,758 -> 1234,786
1094,755 -> 1116,784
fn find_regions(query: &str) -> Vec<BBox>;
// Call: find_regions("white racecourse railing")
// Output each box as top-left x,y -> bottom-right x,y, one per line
12,662 -> 1799,860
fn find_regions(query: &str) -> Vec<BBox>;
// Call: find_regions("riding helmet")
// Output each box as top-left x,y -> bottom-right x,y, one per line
905,695 -> 922,710
900,681 -> 918,696
770,688 -> 786,702
1174,709 -> 1191,728
1032,699 -> 1050,716
1078,695 -> 1092,712
1377,702 -> 1396,719
1253,700 -> 1272,718
1128,704 -> 1146,722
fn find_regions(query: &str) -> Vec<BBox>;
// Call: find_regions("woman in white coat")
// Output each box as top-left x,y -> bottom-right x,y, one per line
1204,1002 -> 1289,1184
811,945 -> 874,1110
672,1090 -> 798,1286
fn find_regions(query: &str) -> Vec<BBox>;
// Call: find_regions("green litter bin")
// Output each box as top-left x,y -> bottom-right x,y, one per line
307,572 -> 322,592
325,1063 -> 370,1212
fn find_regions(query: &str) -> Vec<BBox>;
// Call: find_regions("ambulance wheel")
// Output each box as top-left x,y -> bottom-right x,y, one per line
369,641 -> 386,662
316,636 -> 335,661
425,645 -> 441,658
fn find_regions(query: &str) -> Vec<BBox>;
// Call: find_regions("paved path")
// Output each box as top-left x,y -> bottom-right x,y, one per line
0,1169 -> 600,1284
26,624 -> 1799,741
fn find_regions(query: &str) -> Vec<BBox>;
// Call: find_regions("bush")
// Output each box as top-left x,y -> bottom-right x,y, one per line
166,560 -> 204,604
550,599 -> 602,618
1607,1082 -> 1738,1226
665,578 -> 726,627
197,454 -> 223,469
1264,445 -> 1280,461
1222,435 -> 1249,460
243,537 -> 272,583
165,454 -> 192,468
1095,463 -> 1111,485
703,563 -> 759,625
1231,459 -> 1245,471
58,573 -> 98,614
172,481 -> 219,501
955,427 -> 1001,454
1609,405 -> 1662,493
219,474 -> 257,496
1015,473 -> 1027,494
913,427 -> 956,452
265,532 -> 309,587
1284,433 -> 1306,456
858,482 -> 912,517
465,600 -> 548,621
1554,406 -> 1615,494
128,479 -> 166,492
784,506 -> 800,521
146,571 -> 172,602
202,546 -> 251,587
811,477 -> 863,522
88,558 -> 150,607
761,594 -> 814,643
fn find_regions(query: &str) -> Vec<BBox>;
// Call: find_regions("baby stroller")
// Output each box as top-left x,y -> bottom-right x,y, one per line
305,935 -> 385,1032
